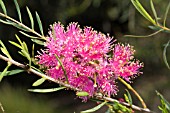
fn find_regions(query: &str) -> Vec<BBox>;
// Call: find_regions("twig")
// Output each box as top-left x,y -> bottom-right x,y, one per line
0,102 -> 5,113
0,54 -> 154,112
118,77 -> 147,108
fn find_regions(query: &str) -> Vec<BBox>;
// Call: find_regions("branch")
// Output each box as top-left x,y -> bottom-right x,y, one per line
0,54 -> 154,112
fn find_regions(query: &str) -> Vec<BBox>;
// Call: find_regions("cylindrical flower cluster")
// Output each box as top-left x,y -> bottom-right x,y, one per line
37,22 -> 143,100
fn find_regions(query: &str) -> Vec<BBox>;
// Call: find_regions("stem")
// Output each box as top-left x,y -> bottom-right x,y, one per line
0,102 -> 5,113
118,77 -> 147,109
0,54 -> 153,112
0,12 -> 46,40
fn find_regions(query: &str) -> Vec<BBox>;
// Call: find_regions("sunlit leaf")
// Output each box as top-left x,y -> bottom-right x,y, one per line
0,65 -> 11,81
81,101 -> 107,113
131,0 -> 156,25
163,40 -> 170,69
31,39 -> 44,45
76,91 -> 89,96
0,0 -> 7,15
32,78 -> 46,86
26,7 -> 34,29
14,0 -> 22,23
20,50 -> 31,61
0,40 -> 11,58
35,11 -> 44,36
9,41 -> 22,49
28,87 -> 66,93
22,41 -> 29,53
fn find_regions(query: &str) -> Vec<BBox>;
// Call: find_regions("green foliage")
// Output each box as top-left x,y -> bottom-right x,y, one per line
107,101 -> 133,113
124,89 -> 133,107
9,35 -> 32,65
76,91 -> 89,97
32,78 -> 46,86
81,101 -> 107,113
28,87 -> 66,93
0,69 -> 24,76
156,91 -> 170,113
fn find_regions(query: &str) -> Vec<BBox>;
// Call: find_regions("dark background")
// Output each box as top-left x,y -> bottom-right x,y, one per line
0,0 -> 170,113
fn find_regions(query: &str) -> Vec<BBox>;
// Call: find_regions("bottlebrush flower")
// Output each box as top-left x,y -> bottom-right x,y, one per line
36,22 -> 143,100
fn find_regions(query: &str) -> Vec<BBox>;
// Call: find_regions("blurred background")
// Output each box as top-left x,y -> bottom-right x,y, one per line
0,0 -> 170,112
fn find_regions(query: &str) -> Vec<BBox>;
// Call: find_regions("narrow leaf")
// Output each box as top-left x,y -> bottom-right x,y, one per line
131,0 -> 156,25
0,0 -> 7,15
14,0 -> 22,23
81,101 -> 107,113
0,40 -> 11,58
125,89 -> 132,106
55,54 -> 68,83
32,78 -> 46,86
15,34 -> 22,45
163,1 -> 170,26
0,64 -> 10,81
26,7 -> 34,29
21,49 -> 30,61
31,39 -> 44,45
19,31 -> 39,39
76,91 -> 89,96
9,41 -> 22,49
35,11 -> 44,36
0,69 -> 24,76
150,0 -> 158,24
22,41 -> 29,53
0,19 -> 13,25
156,91 -> 170,111
163,40 -> 170,69
28,87 -> 66,93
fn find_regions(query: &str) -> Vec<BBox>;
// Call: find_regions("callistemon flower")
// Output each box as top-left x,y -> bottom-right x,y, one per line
37,22 -> 143,100
110,43 -> 144,81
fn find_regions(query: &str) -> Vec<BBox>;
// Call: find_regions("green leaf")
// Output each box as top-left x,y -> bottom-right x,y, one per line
9,41 -> 22,49
26,7 -> 34,29
125,89 -> 132,106
0,40 -> 11,58
150,0 -> 158,24
20,49 -> 31,61
0,69 -> 24,76
10,22 -> 29,32
28,87 -> 66,93
0,0 -> 7,15
81,101 -> 107,113
131,0 -> 156,25
19,31 -> 39,39
163,40 -> 170,69
156,91 -> 170,112
14,0 -> 22,23
55,54 -> 68,83
163,1 -> 170,27
31,39 -> 44,45
35,11 -> 44,36
76,91 -> 89,96
0,19 -> 13,25
15,34 -> 22,45
22,41 -> 29,53
0,64 -> 11,81
32,78 -> 46,86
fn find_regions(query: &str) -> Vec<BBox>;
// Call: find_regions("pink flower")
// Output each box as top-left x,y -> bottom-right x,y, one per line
110,43 -> 143,81
37,22 -> 143,100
